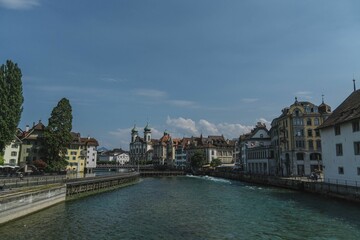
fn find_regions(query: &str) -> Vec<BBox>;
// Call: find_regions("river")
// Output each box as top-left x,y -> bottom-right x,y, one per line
1,175 -> 360,239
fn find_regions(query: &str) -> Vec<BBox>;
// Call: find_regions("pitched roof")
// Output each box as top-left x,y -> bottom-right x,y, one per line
319,89 -> 360,129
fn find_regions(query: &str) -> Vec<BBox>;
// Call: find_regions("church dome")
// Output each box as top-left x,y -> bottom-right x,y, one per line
144,123 -> 151,132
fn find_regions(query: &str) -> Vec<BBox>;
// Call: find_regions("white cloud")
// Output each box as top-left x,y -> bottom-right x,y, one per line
104,117 -> 266,150
133,89 -> 167,98
166,116 -> 254,139
256,117 -> 272,128
166,116 -> 198,136
216,123 -> 253,139
0,0 -> 40,9
198,119 -> 220,135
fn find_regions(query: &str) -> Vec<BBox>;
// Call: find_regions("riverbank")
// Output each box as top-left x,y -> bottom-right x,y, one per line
209,171 -> 360,203
0,172 -> 140,225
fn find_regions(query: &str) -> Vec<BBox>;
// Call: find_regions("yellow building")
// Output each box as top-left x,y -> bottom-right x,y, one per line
271,97 -> 332,176
65,132 -> 86,173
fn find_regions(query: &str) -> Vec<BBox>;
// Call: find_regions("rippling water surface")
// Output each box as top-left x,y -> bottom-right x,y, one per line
1,176 -> 360,240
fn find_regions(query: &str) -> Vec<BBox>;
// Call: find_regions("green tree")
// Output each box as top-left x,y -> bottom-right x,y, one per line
0,153 -> 4,165
210,158 -> 222,167
42,98 -> 73,171
190,150 -> 206,169
0,60 -> 23,153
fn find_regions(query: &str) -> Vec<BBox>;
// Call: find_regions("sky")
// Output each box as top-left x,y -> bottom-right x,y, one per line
1,0 -> 360,150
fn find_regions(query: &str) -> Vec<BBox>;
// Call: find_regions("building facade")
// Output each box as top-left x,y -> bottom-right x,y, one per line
129,124 -> 153,164
319,89 -> 360,185
18,121 -> 46,172
185,135 -> 234,166
271,98 -> 331,176
238,122 -> 274,174
3,136 -> 21,166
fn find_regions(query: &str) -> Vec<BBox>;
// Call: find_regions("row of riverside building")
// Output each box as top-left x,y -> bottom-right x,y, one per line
130,85 -> 360,186
1,120 -> 99,174
129,124 -> 235,168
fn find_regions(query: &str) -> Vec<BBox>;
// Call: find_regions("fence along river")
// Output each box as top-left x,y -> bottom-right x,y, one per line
1,175 -> 360,240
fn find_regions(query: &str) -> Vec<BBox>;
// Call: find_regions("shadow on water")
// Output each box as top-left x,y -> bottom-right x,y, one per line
267,186 -> 360,228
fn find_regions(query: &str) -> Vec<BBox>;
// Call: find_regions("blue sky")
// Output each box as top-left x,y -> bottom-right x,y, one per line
1,0 -> 360,149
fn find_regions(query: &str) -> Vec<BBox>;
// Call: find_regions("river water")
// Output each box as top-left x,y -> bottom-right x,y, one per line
1,175 -> 360,240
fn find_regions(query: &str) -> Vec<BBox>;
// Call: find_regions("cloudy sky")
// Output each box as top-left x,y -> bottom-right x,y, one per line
1,0 -> 360,149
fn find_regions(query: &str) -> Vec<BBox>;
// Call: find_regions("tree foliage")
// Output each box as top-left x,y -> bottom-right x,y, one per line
0,60 -> 23,153
190,150 -> 206,169
0,153 -> 4,165
42,98 -> 73,171
210,158 -> 222,167
33,159 -> 47,170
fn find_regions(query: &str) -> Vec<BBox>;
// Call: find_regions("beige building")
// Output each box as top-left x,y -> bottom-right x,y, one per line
185,135 -> 234,165
270,97 -> 331,176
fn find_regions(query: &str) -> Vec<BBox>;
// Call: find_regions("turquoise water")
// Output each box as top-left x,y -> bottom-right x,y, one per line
1,176 -> 360,240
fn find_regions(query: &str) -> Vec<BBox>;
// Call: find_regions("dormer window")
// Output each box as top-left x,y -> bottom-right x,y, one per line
260,134 -> 263,138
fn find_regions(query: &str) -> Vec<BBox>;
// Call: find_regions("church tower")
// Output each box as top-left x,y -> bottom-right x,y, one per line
144,123 -> 151,142
131,125 -> 138,143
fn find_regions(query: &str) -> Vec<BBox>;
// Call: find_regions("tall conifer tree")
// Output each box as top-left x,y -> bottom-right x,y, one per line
43,98 -> 73,171
0,60 -> 24,153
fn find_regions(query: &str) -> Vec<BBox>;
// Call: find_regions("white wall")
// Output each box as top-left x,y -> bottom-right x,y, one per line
321,122 -> 360,185
3,140 -> 20,166
86,146 -> 97,168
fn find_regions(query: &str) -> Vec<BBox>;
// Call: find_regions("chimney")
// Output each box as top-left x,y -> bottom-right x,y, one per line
353,79 -> 356,92
25,125 -> 29,132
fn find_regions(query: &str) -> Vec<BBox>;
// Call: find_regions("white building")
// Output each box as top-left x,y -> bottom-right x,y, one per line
82,137 -> 99,173
319,88 -> 360,185
3,137 -> 21,166
129,124 -> 153,164
114,153 -> 130,165
239,122 -> 274,174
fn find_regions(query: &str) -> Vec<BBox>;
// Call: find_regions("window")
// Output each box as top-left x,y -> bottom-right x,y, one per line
354,142 -> 360,155
307,129 -> 312,137
316,140 -> 322,150
11,151 -> 17,156
353,121 -> 360,132
295,129 -> 304,137
336,144 -> 343,156
71,151 -> 77,155
357,167 -> 360,176
314,118 -> 320,126
296,152 -> 304,160
11,144 -> 18,148
296,140 -> 305,148
260,134 -> 263,138
307,118 -> 312,126
308,140 -> 314,149
315,129 -> 320,137
310,153 -> 322,160
334,125 -> 341,135
72,156 -> 76,160
338,167 -> 344,175
293,118 -> 303,126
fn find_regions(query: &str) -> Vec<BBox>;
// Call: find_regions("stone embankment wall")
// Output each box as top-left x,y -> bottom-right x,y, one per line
66,172 -> 140,199
0,184 -> 66,225
210,172 -> 360,203
0,173 -> 140,225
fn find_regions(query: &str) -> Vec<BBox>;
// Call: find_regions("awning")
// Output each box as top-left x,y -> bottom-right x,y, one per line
0,165 -> 20,169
